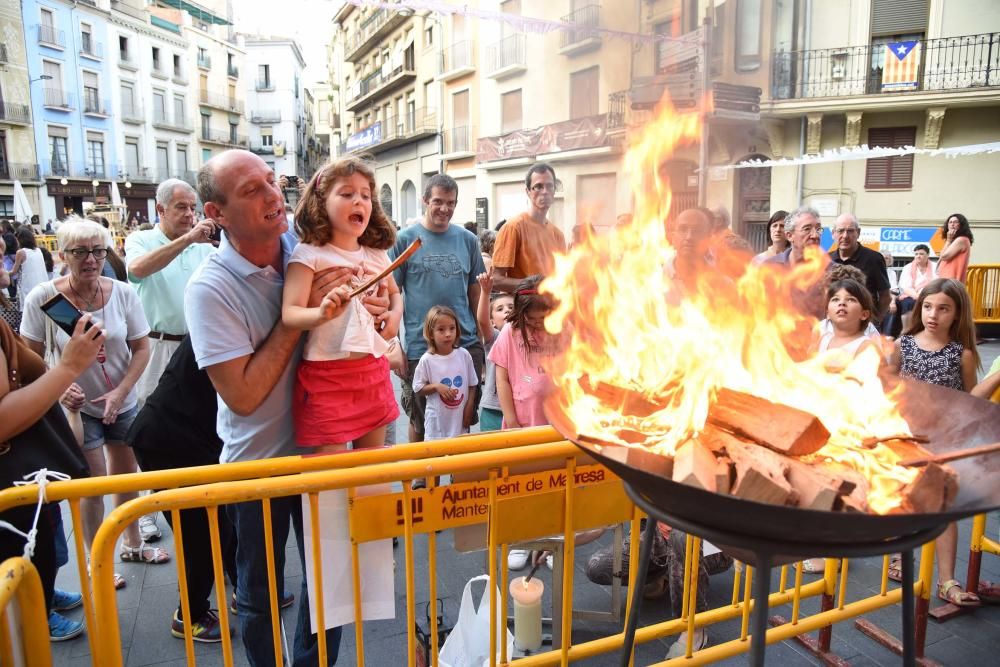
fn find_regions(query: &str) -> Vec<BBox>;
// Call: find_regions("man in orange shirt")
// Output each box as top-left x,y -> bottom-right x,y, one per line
491,163 -> 567,293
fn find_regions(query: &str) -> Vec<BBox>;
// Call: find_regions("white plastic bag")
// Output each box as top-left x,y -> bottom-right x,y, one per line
439,574 -> 514,667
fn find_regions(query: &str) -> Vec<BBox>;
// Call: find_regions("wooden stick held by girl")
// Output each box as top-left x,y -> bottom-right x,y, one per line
282,157 -> 403,454
412,305 -> 479,439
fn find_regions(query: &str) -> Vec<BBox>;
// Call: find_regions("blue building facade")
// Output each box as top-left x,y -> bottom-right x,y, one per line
23,0 -> 119,221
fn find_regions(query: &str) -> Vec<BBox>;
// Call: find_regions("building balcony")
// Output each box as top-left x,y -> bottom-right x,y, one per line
0,102 -> 31,125
118,52 -> 138,71
82,94 -> 110,117
0,43 -> 8,64
228,64 -> 239,79
486,34 -> 526,80
43,88 -> 73,111
151,65 -> 170,80
200,90 -> 244,114
0,163 -> 41,182
344,8 -> 408,63
37,25 -> 65,49
121,166 -> 154,182
441,125 -> 475,159
152,111 -> 193,133
249,142 -> 274,155
249,110 -> 281,123
343,106 -> 437,154
172,72 -> 188,85
198,54 -> 211,70
201,128 -> 249,148
80,36 -> 103,60
346,47 -> 416,112
559,4 -> 602,56
437,40 -> 475,82
121,103 -> 144,124
255,79 -> 275,92
770,31 -> 1000,107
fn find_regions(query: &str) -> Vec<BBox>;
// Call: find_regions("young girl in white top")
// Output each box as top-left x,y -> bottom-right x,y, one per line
815,278 -> 878,371
282,157 -> 403,453
412,305 -> 479,439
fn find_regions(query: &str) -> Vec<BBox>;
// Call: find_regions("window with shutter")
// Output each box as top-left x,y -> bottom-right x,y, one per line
865,126 -> 916,189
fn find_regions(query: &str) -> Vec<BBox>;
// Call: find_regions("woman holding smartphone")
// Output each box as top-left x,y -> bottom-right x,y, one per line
20,217 -> 169,590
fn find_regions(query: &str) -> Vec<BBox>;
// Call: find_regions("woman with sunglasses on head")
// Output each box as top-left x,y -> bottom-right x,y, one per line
19,216 -> 169,592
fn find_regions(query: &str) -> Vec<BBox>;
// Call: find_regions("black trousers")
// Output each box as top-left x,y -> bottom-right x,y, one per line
133,447 -> 238,621
0,506 -> 56,614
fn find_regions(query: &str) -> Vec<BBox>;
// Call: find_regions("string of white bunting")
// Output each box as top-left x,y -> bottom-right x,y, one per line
730,141 -> 1000,169
343,0 -> 692,44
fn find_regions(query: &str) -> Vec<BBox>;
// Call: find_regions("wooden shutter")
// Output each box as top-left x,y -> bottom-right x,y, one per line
865,126 -> 916,189
570,66 -> 599,119
871,0 -> 928,35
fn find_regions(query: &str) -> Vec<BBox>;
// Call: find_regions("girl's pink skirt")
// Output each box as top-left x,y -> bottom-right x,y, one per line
294,354 -> 399,446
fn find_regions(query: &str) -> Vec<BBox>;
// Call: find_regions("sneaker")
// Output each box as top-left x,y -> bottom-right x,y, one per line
138,514 -> 162,542
230,590 -> 295,615
171,609 -> 224,643
49,611 -> 84,642
508,549 -> 531,571
666,629 -> 708,659
52,589 -> 83,612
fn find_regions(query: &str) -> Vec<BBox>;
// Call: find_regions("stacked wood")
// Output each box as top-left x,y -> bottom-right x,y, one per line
584,380 -> 955,514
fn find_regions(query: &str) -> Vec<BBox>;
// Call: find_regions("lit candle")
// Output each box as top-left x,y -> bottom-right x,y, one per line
509,576 -> 544,652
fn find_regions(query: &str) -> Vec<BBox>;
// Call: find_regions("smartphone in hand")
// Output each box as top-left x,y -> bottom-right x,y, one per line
40,292 -> 93,337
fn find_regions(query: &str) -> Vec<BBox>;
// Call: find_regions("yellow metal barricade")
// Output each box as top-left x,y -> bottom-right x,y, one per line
966,264 -> 1000,324
964,514 -> 1000,605
0,557 -> 52,667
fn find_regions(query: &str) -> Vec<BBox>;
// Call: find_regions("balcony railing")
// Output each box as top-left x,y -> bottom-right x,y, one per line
486,34 -> 526,78
345,8 -> 408,61
442,125 -> 474,154
250,142 -> 275,154
255,79 -> 275,91
197,54 -> 211,69
201,128 -> 249,147
200,90 -> 244,114
561,4 -> 601,49
80,35 -> 103,59
345,107 -> 437,153
0,43 -> 9,64
772,31 -> 1000,100
250,110 -> 281,123
153,111 -> 193,132
439,40 -> 474,78
43,88 -> 73,109
119,52 -> 137,70
0,163 -> 41,181
608,90 -> 628,129
37,25 -> 65,48
228,64 -> 239,78
347,47 -> 416,109
83,93 -> 109,115
121,103 -> 144,123
0,102 -> 31,124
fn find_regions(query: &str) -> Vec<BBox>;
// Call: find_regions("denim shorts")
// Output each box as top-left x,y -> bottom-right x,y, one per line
81,405 -> 139,450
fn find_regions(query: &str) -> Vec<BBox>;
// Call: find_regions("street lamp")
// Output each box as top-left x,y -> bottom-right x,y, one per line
91,179 -> 99,205
29,74 -> 53,84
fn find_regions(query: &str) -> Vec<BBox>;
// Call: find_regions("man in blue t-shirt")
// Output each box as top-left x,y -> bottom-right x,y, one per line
390,174 -> 486,443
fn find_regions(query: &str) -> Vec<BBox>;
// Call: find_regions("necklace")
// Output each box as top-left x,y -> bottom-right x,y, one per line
68,278 -> 100,311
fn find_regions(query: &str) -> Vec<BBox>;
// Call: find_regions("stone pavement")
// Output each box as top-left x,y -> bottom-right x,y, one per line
47,341 -> 1000,666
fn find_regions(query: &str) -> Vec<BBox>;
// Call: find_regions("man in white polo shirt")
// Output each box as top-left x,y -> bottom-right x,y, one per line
186,150 -> 362,667
126,178 -> 216,404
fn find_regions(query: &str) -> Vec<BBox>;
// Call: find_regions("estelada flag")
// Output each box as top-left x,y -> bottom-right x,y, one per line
882,41 -> 921,91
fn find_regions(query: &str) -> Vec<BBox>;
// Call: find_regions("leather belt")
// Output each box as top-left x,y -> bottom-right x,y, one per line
148,331 -> 185,342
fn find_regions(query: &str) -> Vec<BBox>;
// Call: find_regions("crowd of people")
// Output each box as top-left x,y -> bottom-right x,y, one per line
1,148 -> 998,664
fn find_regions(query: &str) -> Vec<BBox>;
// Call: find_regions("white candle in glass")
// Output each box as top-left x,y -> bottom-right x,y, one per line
509,576 -> 544,651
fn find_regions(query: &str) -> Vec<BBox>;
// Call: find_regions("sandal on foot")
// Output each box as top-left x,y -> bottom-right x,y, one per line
938,579 -> 980,607
113,572 -> 126,590
120,542 -> 171,564
801,558 -> 827,574
887,555 -> 903,583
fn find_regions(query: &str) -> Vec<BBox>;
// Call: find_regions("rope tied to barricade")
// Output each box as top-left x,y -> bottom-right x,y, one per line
0,469 -> 70,560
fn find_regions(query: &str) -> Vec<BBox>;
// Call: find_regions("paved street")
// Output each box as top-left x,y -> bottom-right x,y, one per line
49,341 -> 1000,666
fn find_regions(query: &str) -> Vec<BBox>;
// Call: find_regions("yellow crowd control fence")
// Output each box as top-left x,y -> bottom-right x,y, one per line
0,557 -> 51,667
1,427 -> 941,667
967,264 -> 1000,324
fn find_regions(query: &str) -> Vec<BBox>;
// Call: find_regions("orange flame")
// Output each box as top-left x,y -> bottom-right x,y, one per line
541,96 -> 917,514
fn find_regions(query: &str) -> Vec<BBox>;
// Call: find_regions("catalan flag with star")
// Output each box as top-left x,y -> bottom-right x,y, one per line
881,40 -> 921,91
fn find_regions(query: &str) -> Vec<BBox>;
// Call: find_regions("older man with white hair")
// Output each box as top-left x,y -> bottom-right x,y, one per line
829,212 -> 891,321
126,178 -> 217,405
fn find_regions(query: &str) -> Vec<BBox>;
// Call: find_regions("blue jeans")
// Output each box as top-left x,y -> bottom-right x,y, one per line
229,497 -> 341,667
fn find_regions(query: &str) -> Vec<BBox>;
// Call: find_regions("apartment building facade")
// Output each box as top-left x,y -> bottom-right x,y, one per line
23,0 -> 120,223
333,2 -> 440,225
761,0 -> 1000,262
0,0 -> 40,220
244,36 -> 308,178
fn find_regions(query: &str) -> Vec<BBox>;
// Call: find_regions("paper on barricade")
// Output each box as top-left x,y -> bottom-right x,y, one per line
302,485 -> 395,632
